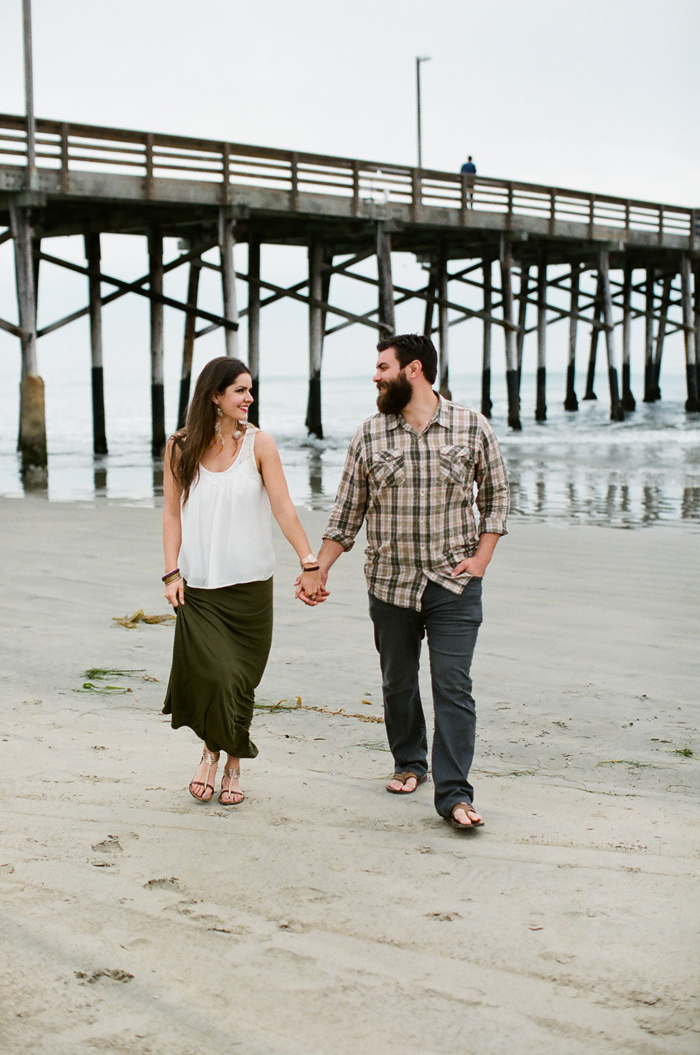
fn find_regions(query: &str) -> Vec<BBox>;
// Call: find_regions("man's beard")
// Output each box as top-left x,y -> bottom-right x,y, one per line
376,374 -> 412,415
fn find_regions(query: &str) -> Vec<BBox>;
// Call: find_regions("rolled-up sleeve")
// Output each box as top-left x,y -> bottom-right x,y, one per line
322,431 -> 368,551
475,418 -> 509,536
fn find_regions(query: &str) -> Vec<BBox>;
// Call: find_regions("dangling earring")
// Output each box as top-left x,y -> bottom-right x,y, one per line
214,405 -> 224,447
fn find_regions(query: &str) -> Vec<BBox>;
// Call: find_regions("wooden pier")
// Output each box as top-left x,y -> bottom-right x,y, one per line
1,113 -> 698,470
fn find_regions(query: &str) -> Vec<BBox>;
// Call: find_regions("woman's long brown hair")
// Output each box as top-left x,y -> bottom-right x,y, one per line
169,356 -> 251,504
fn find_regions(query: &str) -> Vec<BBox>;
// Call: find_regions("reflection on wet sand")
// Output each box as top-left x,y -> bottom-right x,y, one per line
5,443 -> 700,531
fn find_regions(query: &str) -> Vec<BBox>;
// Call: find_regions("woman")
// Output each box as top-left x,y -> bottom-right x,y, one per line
162,356 -> 323,805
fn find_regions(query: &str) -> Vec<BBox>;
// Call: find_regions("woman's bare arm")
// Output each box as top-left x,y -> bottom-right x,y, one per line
255,431 -> 325,600
163,439 -> 185,607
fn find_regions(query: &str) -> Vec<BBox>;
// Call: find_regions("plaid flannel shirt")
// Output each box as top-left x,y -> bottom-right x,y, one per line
323,396 -> 509,610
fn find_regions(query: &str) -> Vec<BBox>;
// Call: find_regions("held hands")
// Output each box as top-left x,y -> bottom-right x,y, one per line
295,567 -> 329,606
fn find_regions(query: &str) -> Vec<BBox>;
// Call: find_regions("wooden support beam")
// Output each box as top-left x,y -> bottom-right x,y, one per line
564,263 -> 579,411
247,237 -> 261,426
36,249 -> 238,330
499,238 -> 521,430
9,201 -> 46,472
651,274 -> 671,402
681,254 -> 700,412
598,247 -> 624,420
535,249 -> 547,421
84,232 -> 108,453
148,229 -> 166,455
694,261 -> 700,399
177,257 -> 201,429
423,261 -> 436,338
36,241 -> 218,339
481,259 -> 493,418
643,269 -> 656,402
583,275 -> 603,401
306,240 -> 324,438
516,265 -> 529,393
437,243 -> 451,398
219,210 -> 239,358
620,263 -> 636,412
376,222 -> 395,336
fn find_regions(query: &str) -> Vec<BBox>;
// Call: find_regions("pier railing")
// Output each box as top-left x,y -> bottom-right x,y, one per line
0,114 -> 696,245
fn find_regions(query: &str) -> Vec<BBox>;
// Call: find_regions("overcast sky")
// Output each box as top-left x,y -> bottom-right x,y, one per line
2,0 -> 697,204
1,0 -> 698,419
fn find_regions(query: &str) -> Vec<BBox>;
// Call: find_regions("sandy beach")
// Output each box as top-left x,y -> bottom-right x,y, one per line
0,495 -> 698,1055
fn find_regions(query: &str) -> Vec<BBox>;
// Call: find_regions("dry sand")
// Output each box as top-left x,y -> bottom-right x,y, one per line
0,495 -> 698,1055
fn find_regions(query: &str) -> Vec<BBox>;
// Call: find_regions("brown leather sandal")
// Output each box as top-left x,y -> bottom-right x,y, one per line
386,771 -> 428,794
219,766 -> 245,806
189,749 -> 219,802
449,801 -> 484,829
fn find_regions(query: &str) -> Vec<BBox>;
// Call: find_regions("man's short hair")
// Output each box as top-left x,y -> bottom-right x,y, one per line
376,333 -> 438,385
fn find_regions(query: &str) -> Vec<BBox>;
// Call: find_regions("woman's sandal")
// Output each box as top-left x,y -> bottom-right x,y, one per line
386,771 -> 428,794
449,801 -> 484,829
189,749 -> 219,802
219,767 -> 245,806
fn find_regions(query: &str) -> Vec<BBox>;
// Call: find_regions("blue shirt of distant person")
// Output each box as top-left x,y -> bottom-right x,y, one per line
461,156 -> 476,174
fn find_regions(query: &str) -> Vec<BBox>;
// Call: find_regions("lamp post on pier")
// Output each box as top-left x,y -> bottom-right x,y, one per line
416,56 -> 431,170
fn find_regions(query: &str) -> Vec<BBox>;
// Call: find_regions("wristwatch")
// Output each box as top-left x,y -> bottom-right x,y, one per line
300,553 -> 318,567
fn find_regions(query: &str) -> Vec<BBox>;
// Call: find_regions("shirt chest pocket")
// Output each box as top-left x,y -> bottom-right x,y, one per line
438,445 -> 475,488
368,449 -> 406,489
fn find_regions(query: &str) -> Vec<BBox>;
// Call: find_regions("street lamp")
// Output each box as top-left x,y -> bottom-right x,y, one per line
22,0 -> 36,189
416,55 -> 430,170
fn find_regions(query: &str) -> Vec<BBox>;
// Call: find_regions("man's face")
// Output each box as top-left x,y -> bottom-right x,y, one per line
373,347 -> 412,415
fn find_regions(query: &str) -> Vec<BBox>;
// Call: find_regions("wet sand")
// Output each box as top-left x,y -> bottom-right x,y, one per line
0,496 -> 698,1054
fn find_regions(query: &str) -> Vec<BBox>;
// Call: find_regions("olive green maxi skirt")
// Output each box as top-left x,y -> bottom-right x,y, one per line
162,578 -> 273,758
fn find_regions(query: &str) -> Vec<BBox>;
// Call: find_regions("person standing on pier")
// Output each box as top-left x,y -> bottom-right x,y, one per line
460,155 -> 476,175
298,335 -> 509,829
162,356 -> 324,805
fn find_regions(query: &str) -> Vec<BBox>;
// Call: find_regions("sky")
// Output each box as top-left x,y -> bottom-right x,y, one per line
0,0 -> 698,414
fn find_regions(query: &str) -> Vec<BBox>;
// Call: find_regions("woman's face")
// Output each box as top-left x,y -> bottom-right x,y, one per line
213,374 -> 254,424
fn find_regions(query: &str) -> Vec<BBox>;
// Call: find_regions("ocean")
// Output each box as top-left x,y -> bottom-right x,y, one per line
1,364 -> 698,531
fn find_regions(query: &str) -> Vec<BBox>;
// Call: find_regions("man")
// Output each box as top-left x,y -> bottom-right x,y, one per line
460,156 -> 476,207
299,334 -> 509,829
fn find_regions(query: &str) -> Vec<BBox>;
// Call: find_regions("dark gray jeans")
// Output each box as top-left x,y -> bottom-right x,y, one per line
368,578 -> 483,818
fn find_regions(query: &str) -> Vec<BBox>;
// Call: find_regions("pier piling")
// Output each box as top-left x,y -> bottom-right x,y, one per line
516,265 -> 529,391
247,236 -> 261,426
481,259 -> 493,418
599,249 -> 624,421
10,201 -> 46,472
652,275 -> 671,403
643,269 -> 656,402
499,239 -> 521,431
620,263 -> 636,412
306,240 -> 324,438
535,249 -> 547,422
681,255 -> 700,412
564,263 -> 579,411
84,233 -> 108,453
376,222 -> 395,336
583,276 -> 602,401
437,244 -> 451,398
148,228 -> 166,456
177,255 -> 201,429
219,211 -> 239,359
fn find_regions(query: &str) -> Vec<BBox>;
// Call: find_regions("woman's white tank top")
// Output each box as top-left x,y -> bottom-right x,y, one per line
179,427 -> 274,590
